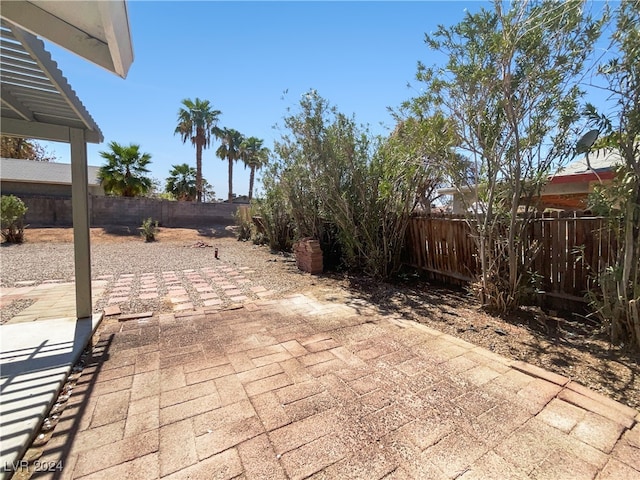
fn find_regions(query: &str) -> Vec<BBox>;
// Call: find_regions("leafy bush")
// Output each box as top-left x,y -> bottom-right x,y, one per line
140,217 -> 158,242
252,231 -> 268,246
580,1 -> 640,349
254,165 -> 296,252
264,90 -> 433,278
1,195 -> 27,243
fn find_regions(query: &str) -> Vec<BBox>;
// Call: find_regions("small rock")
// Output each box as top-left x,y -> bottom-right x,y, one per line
32,433 -> 48,447
41,419 -> 54,432
494,328 -> 508,336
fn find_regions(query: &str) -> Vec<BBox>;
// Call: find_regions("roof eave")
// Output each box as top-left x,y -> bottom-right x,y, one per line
1,0 -> 133,78
549,171 -> 616,185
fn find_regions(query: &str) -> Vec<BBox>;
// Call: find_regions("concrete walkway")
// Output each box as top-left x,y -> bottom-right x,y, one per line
1,281 -> 106,324
0,314 -> 102,479
0,281 -> 106,477
21,293 -> 639,480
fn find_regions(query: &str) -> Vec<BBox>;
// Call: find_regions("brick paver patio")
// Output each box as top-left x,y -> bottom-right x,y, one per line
27,293 -> 639,479
100,267 -> 273,311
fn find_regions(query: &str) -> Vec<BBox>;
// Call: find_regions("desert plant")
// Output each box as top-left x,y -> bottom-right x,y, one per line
408,0 -> 604,312
234,206 -> 254,241
254,165 -> 295,251
252,231 -> 268,246
140,217 -> 158,242
581,0 -> 640,349
269,90 -> 434,277
1,195 -> 28,243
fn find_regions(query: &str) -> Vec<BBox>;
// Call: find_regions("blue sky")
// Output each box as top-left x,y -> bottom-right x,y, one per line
40,1 -> 612,200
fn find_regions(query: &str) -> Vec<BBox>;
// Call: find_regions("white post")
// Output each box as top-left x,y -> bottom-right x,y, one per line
70,128 -> 92,318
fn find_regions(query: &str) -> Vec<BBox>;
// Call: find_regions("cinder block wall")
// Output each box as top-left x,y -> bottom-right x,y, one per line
16,195 -> 239,227
20,195 -> 74,225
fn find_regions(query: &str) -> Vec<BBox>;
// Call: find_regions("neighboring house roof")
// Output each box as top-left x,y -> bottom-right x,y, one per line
549,148 -> 622,185
438,148 -> 623,196
223,195 -> 250,204
0,157 -> 101,186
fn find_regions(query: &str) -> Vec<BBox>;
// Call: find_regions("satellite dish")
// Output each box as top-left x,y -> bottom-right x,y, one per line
575,128 -> 602,176
576,129 -> 599,154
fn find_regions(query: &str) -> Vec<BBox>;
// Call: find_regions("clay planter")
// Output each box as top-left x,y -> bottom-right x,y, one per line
294,238 -> 323,274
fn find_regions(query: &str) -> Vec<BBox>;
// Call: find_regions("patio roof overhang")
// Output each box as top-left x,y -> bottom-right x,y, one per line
0,19 -> 104,144
1,0 -> 134,143
1,1 -> 133,319
1,0 -> 133,78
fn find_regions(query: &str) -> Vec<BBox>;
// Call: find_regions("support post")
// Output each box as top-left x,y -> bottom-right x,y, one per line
70,128 -> 92,318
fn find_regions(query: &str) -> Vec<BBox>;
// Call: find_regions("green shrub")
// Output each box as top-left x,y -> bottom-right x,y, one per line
140,217 -> 158,242
266,91 -> 432,277
1,195 -> 28,243
234,206 -> 254,241
253,177 -> 295,252
252,231 -> 268,246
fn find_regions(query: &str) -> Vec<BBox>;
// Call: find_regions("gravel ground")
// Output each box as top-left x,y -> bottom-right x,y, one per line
0,298 -> 34,324
0,236 -> 332,315
0,239 -> 308,288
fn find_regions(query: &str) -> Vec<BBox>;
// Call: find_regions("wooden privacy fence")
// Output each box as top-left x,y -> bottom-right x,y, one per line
405,212 -> 615,302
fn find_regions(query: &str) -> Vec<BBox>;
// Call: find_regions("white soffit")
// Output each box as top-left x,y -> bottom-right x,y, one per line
1,20 -> 103,143
0,0 -> 134,78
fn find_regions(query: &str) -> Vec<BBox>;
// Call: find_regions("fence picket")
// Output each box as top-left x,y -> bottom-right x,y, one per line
406,213 -> 609,302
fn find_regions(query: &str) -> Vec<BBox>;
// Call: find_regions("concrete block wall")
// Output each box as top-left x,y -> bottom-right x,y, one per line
20,195 -> 73,226
12,195 -> 238,227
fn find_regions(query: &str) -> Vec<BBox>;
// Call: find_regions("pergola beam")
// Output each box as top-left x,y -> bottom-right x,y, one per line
0,85 -> 34,121
0,117 -> 102,143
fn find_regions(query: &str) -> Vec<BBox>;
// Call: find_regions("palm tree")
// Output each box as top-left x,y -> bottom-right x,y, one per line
174,98 -> 221,202
98,141 -> 153,197
166,163 -> 197,201
240,136 -> 270,201
214,127 -> 244,202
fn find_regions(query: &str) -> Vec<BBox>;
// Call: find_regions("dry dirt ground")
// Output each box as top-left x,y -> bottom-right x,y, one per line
14,227 -> 640,410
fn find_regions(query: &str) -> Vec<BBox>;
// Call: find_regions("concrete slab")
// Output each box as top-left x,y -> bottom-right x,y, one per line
0,314 -> 102,477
